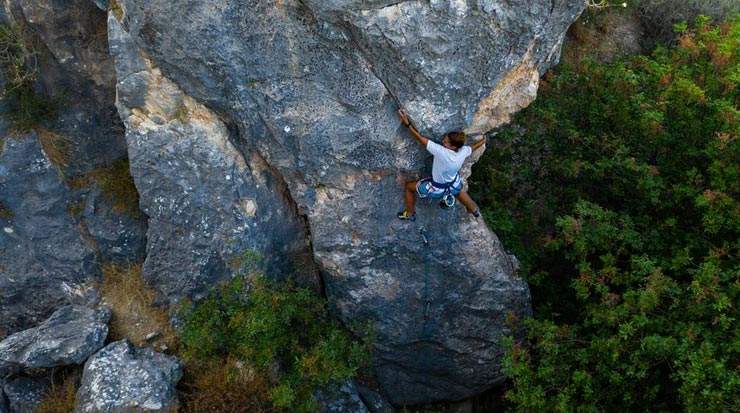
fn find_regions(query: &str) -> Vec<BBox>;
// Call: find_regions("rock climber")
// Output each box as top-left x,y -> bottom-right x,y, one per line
397,109 -> 484,221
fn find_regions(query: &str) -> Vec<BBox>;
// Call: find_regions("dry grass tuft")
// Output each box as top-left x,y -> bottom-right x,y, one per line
0,24 -> 58,133
109,0 -> 124,20
100,263 -> 177,352
172,102 -> 189,123
37,129 -> 71,168
67,199 -> 84,219
34,372 -> 78,413
92,159 -> 140,216
179,358 -> 273,413
69,158 -> 141,217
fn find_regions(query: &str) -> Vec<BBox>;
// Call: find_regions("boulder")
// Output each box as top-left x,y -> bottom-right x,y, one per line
0,305 -> 109,376
108,0 -> 585,404
3,376 -> 48,413
75,340 -> 182,413
0,134 -> 100,336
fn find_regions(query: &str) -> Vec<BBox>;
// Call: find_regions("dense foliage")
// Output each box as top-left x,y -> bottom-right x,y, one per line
470,16 -> 738,412
178,272 -> 371,412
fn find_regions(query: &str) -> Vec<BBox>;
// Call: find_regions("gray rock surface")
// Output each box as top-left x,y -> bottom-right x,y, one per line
108,15 -> 317,300
0,305 -> 109,376
75,340 -> 182,413
91,0 -> 108,11
0,134 -> 100,337
3,376 -> 48,413
317,380 -> 370,413
80,185 -> 147,264
448,400 -> 473,413
108,0 -> 585,404
357,385 -> 394,413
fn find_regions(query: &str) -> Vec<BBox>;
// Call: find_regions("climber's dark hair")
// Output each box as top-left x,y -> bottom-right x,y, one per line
445,131 -> 466,150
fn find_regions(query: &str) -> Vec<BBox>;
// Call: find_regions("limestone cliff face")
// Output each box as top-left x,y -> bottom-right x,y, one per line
108,0 -> 585,404
108,18 -> 317,300
0,0 -> 586,406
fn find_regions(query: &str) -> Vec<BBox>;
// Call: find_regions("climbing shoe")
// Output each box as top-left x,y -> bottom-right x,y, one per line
397,210 -> 416,221
472,209 -> 481,218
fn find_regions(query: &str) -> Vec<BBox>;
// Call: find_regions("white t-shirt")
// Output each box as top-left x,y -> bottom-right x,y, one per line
426,140 -> 472,183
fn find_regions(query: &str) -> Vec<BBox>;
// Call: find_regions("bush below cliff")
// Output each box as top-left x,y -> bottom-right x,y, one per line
178,271 -> 372,412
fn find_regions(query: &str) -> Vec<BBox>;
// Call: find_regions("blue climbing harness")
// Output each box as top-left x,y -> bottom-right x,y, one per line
432,177 -> 458,209
416,174 -> 462,208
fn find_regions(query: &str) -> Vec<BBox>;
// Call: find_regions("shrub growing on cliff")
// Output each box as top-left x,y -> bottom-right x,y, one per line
636,0 -> 740,48
178,274 -> 371,412
0,24 -> 56,132
0,200 -> 13,219
471,15 -> 739,411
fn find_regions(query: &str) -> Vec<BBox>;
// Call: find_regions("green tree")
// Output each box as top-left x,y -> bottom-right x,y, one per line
471,15 -> 739,412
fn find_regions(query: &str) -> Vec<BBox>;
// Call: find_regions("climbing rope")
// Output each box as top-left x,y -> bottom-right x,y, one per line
417,226 -> 435,373
415,204 -> 457,373
391,177 -> 458,391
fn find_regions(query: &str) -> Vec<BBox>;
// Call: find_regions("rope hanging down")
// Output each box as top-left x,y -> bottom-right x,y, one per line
417,226 -> 436,374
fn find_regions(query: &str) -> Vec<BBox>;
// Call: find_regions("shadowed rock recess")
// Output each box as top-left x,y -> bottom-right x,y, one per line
108,0 -> 585,404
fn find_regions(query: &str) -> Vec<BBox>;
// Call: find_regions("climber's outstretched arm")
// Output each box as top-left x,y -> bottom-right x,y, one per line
470,136 -> 487,151
398,109 -> 429,146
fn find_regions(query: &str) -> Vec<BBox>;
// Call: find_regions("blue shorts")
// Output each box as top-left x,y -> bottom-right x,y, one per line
416,176 -> 463,199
